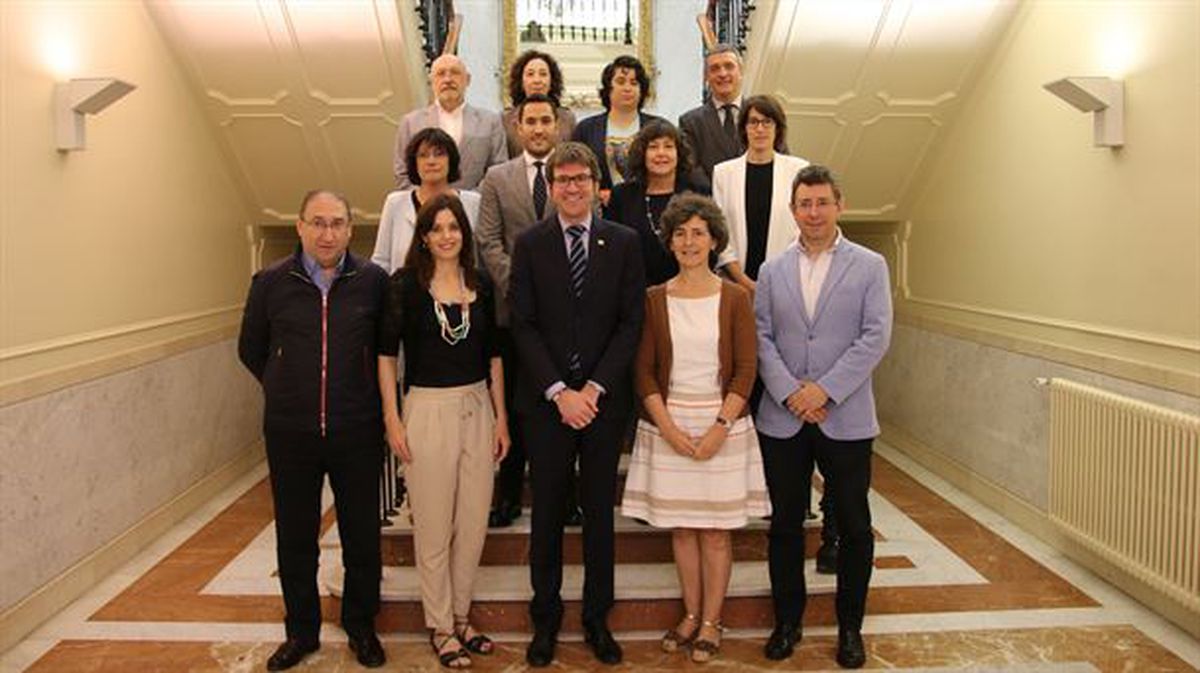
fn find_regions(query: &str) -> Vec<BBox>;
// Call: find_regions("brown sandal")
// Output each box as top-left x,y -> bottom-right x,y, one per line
661,613 -> 699,653
691,619 -> 724,663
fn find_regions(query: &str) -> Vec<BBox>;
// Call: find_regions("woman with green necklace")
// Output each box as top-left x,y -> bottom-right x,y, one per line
377,193 -> 511,669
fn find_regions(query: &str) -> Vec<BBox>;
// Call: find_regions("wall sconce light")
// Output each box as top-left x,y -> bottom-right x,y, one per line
1042,76 -> 1124,148
55,77 -> 136,151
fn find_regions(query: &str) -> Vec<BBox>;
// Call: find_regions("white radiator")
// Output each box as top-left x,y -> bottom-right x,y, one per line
1047,378 -> 1200,617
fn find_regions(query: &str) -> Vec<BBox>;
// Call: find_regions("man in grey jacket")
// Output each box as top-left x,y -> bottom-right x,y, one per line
754,165 -> 892,669
392,54 -> 506,189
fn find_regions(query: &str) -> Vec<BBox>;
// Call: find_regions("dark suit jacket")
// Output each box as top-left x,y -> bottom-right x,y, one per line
679,101 -> 744,186
602,178 -> 709,286
509,216 -> 646,414
571,111 -> 665,190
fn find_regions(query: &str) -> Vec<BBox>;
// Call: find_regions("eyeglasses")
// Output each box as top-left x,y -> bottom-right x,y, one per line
746,117 -> 776,129
794,198 -> 837,212
551,174 -> 594,187
303,217 -> 350,233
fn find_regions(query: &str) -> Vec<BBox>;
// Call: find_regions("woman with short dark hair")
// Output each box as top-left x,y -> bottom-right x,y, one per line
621,193 -> 767,664
372,128 -> 481,274
502,49 -> 577,158
603,119 -> 708,285
378,193 -> 510,669
572,54 -> 665,198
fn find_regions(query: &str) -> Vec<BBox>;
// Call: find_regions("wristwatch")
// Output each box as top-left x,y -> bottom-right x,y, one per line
714,416 -> 733,429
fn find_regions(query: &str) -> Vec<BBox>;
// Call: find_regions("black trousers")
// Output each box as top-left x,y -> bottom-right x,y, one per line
265,428 -> 383,640
494,328 -> 526,506
759,424 -> 873,630
524,403 -> 625,631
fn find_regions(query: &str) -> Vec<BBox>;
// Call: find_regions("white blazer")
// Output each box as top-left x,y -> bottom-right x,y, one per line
712,152 -> 809,273
371,189 -> 482,274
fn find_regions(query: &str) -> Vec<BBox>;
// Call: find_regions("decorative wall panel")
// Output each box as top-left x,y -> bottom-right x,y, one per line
145,0 -> 427,229
748,0 -> 1018,220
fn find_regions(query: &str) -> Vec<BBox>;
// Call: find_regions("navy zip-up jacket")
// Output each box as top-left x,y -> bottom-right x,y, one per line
238,248 -> 389,438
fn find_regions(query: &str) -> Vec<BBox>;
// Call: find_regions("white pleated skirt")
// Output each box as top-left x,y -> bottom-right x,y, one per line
621,394 -> 770,529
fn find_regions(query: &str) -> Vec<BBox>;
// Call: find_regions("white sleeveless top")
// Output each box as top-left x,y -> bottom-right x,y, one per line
667,294 -> 721,396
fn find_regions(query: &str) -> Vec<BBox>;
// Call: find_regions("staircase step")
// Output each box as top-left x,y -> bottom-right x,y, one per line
382,523 -> 831,565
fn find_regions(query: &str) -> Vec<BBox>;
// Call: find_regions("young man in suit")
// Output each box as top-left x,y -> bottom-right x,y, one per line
755,165 -> 892,669
678,44 -> 745,188
477,94 -> 581,529
392,54 -> 507,189
509,142 -> 646,667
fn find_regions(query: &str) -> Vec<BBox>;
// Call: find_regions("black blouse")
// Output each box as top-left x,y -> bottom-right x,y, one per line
378,269 -> 499,389
744,160 -> 774,280
604,179 -> 710,286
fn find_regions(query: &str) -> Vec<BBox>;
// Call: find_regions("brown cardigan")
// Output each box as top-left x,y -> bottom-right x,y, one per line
634,280 -> 758,422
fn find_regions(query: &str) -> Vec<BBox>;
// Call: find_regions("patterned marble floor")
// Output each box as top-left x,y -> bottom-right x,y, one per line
3,442 -> 1197,672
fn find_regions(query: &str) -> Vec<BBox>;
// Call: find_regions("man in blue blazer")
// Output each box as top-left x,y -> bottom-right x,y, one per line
754,165 -> 892,669
509,142 -> 645,667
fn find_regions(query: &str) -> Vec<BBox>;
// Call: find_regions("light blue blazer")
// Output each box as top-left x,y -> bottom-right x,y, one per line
754,239 -> 892,441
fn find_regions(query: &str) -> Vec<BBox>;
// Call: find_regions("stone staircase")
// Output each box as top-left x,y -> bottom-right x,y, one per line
327,455 -> 833,636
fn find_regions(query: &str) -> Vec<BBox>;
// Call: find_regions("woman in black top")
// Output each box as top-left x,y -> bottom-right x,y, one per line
377,193 -> 510,669
603,119 -> 709,286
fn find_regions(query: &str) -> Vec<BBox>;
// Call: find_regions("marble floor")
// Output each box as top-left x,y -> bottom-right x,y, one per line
3,442 -> 1198,672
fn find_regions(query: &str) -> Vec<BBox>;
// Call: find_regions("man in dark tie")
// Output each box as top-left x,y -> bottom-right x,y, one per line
679,44 -> 746,188
477,94 -> 584,529
509,142 -> 645,667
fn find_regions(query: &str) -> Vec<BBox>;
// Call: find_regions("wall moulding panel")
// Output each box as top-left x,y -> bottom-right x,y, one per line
845,222 -> 1200,397
0,308 -> 243,406
144,0 -> 426,229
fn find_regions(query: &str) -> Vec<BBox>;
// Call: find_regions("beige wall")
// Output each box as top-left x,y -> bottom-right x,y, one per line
898,0 -> 1199,389
0,0 -> 264,642
1,0 -> 253,387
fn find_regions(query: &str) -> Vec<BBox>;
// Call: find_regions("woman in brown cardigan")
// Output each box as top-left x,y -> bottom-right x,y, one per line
621,193 -> 769,663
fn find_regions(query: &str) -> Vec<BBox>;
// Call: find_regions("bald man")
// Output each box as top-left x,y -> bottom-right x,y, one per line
393,54 -> 507,189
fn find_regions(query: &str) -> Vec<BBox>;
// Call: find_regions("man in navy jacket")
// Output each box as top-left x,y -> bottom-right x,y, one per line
238,190 -> 389,671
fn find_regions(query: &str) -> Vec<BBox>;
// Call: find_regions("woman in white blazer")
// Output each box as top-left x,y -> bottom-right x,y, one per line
373,127 -> 481,274
711,95 -> 808,291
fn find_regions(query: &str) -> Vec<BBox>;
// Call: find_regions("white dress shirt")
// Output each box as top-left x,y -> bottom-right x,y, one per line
797,227 -> 844,319
436,101 -> 465,147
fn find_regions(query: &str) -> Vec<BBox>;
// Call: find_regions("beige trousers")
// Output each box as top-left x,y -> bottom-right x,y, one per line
402,381 -> 495,632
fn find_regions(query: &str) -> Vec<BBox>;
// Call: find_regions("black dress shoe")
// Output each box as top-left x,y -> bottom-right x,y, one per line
525,629 -> 556,667
836,629 -> 866,668
764,622 -> 800,660
583,623 -> 623,664
564,504 -> 583,527
266,637 -> 319,671
816,541 -> 838,574
348,633 -> 386,668
488,500 -> 522,528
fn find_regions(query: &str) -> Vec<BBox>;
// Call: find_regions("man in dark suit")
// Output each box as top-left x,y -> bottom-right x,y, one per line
509,142 -> 646,667
477,94 -> 581,529
678,44 -> 746,188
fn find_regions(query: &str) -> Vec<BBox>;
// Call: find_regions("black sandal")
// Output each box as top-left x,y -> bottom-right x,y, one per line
454,620 -> 494,655
691,619 -> 724,663
430,631 -> 471,668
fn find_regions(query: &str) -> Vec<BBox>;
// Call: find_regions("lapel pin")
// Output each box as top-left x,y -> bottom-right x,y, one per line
597,238 -> 606,247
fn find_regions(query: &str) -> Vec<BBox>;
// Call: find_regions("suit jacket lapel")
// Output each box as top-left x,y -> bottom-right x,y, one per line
779,246 -> 811,327
582,219 -> 609,301
811,246 -> 854,325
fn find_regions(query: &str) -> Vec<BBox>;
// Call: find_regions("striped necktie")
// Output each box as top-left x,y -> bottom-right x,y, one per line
566,224 -> 587,377
567,225 -> 587,299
